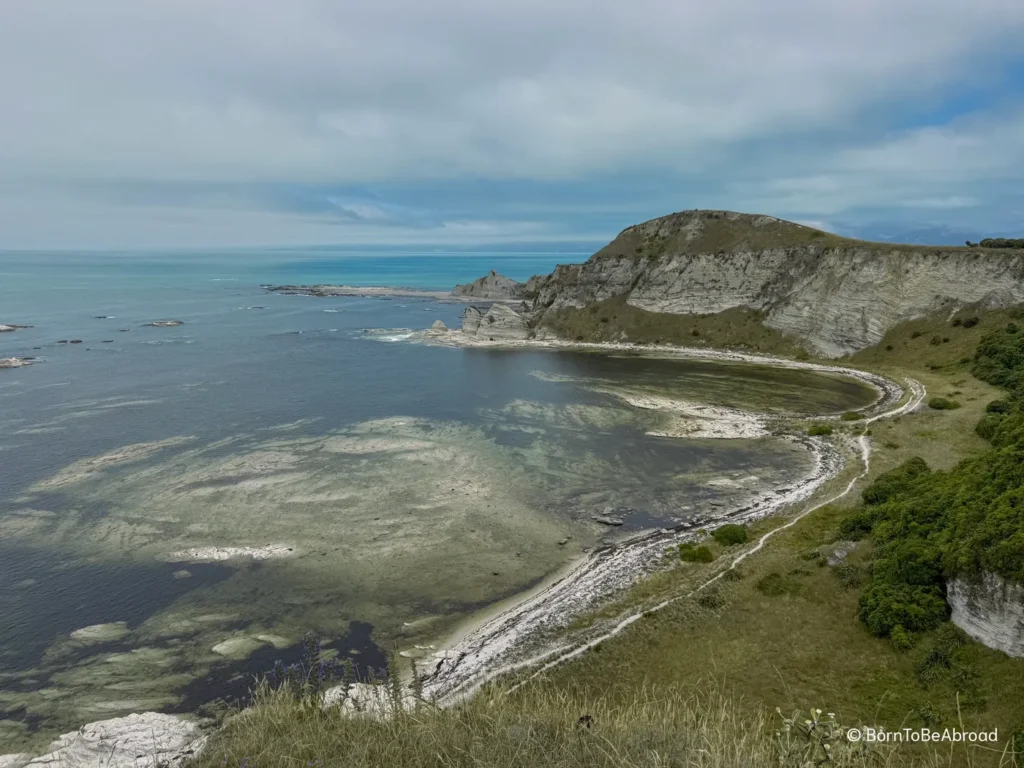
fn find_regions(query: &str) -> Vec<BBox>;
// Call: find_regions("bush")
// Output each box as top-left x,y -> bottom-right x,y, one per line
697,586 -> 726,610
712,524 -> 748,546
807,423 -> 833,436
962,316 -> 979,328
838,511 -> 875,540
890,624 -> 914,652
840,411 -> 864,421
679,543 -> 715,563
858,583 -> 948,637
986,398 -> 1010,414
834,563 -> 864,589
927,397 -> 961,410
929,335 -> 942,346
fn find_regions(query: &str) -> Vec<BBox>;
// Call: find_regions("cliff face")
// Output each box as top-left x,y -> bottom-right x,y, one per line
461,303 -> 530,340
453,270 -> 525,300
516,211 -> 1024,357
948,573 -> 1024,658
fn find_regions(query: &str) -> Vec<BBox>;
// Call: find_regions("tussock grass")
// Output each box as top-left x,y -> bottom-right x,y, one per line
193,683 -> 958,768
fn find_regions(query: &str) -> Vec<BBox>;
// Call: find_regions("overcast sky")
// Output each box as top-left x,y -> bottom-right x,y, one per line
1,0 -> 1023,249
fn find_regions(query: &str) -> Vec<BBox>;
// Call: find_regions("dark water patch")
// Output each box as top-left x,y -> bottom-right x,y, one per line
0,544 -> 233,671
0,704 -> 43,733
172,621 -> 387,714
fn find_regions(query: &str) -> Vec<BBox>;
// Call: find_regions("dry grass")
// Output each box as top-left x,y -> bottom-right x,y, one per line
192,682 -> 978,768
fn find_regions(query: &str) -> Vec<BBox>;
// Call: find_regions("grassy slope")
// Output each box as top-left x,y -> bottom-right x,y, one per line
531,309 -> 1024,765
540,298 -> 807,355
593,210 -> 992,260
193,309 -> 1024,768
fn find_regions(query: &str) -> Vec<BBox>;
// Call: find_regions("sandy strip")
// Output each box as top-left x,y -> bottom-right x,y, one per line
416,367 -> 922,706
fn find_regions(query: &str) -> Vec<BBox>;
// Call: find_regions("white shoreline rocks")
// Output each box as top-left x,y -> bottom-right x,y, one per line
1,713 -> 204,768
165,544 -> 295,562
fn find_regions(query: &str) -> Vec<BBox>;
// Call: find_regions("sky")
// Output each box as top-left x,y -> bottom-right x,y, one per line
1,0 -> 1023,250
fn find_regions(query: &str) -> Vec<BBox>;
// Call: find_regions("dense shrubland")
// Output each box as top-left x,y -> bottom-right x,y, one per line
842,322 -> 1024,641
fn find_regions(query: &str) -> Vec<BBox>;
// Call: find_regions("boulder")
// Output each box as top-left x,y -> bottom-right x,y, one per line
16,712 -> 204,768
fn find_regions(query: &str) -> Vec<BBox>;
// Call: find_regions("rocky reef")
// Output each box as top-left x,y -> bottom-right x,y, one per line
0,357 -> 34,369
453,210 -> 1024,357
948,572 -> 1024,657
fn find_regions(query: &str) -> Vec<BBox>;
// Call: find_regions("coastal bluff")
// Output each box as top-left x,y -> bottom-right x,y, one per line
456,210 -> 1024,357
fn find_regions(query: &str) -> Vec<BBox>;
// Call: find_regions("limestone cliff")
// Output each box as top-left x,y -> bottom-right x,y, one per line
453,270 -> 525,300
495,210 -> 1024,357
461,303 -> 530,341
948,573 -> 1024,658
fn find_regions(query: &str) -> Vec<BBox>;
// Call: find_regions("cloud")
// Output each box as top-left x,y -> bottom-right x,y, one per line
1,0 -> 1023,246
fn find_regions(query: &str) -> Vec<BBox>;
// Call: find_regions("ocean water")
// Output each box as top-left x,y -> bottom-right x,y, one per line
0,249 -> 878,748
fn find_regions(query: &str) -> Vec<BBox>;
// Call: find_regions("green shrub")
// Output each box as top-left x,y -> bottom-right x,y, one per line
799,548 -> 827,566
697,586 -> 726,610
890,624 -> 914,652
833,563 -> 864,588
858,584 -> 948,637
712,524 -> 748,546
840,411 -> 864,421
807,423 -> 833,436
927,396 -> 961,410
678,543 -> 715,563
838,510 -> 875,540
986,398 -> 1010,414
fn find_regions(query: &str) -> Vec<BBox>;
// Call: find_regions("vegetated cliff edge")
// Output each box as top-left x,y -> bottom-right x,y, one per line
477,210 -> 1024,358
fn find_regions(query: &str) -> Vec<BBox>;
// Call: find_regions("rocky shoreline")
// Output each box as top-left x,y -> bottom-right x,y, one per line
403,342 -> 911,705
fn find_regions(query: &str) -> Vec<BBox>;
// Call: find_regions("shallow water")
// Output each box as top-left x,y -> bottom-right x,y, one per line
0,249 -> 878,748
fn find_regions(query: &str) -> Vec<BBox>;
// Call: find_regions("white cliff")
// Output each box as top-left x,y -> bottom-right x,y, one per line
948,572 -> 1024,658
516,210 -> 1024,357
460,303 -> 530,341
